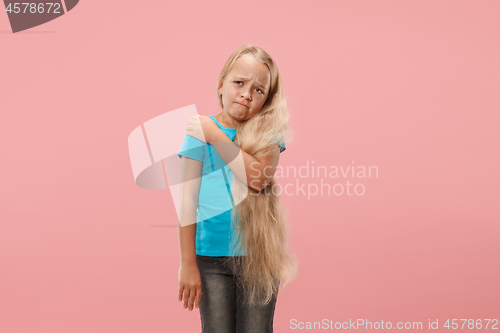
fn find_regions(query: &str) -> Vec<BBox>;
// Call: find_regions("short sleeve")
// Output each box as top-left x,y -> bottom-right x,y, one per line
177,134 -> 205,162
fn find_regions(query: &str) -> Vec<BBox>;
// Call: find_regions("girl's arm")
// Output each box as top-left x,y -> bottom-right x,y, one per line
184,115 -> 280,192
177,156 -> 203,311
177,155 -> 202,263
210,134 -> 281,192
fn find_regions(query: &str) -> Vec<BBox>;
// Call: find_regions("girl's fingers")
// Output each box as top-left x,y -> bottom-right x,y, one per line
183,288 -> 190,309
195,288 -> 202,309
188,290 -> 196,311
178,285 -> 184,302
180,286 -> 201,311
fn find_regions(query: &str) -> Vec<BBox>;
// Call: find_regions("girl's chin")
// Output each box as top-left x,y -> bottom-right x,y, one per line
229,109 -> 247,119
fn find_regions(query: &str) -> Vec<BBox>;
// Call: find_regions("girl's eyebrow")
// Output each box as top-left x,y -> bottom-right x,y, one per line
235,76 -> 265,89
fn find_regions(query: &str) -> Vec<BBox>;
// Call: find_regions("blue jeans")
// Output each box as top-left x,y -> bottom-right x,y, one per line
196,255 -> 279,333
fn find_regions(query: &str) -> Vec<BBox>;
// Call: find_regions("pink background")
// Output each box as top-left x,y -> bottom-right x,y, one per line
1,1 -> 499,332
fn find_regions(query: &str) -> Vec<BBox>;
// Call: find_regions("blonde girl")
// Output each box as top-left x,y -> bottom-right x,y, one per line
177,44 -> 298,333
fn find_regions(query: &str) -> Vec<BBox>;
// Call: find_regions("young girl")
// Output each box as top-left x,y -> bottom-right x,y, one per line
177,44 -> 298,333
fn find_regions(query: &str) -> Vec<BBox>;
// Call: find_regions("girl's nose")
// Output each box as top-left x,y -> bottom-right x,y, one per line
242,90 -> 251,100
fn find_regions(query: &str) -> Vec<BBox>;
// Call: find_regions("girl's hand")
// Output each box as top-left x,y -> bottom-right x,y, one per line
178,262 -> 202,311
185,115 -> 221,143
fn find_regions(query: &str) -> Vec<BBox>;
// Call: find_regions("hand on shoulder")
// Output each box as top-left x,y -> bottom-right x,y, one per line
186,115 -> 221,143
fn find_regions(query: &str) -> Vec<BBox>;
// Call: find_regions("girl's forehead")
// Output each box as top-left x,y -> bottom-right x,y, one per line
227,58 -> 270,86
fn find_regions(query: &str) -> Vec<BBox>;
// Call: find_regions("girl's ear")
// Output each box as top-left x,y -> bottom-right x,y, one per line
217,82 -> 223,95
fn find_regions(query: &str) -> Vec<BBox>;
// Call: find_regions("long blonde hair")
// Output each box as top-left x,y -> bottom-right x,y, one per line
216,44 -> 298,306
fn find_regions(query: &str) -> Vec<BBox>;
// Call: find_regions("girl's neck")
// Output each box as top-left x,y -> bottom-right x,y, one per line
215,111 -> 240,129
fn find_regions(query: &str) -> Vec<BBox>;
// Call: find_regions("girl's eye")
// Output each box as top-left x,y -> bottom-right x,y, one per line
234,81 -> 263,94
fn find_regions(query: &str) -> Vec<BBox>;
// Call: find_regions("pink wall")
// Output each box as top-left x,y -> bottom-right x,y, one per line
1,0 -> 499,332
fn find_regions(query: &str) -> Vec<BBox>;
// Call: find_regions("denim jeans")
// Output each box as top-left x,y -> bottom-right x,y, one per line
196,255 -> 279,333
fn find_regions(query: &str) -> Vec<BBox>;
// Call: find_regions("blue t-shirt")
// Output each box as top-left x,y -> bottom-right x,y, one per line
177,115 -> 286,256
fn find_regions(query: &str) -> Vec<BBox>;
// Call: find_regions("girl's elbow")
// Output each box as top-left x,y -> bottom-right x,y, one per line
248,178 -> 264,192
248,177 -> 269,192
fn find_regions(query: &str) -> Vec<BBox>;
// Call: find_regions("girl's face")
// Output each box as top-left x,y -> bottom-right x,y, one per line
218,54 -> 271,124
